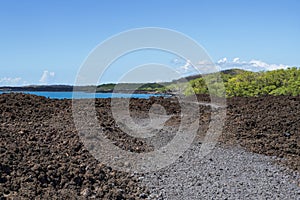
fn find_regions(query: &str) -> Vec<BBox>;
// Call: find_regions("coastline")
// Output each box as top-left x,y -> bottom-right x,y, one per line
0,86 -> 172,95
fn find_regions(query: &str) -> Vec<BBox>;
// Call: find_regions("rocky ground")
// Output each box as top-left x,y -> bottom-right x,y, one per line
142,145 -> 300,199
0,93 -> 299,199
0,93 -> 151,199
222,95 -> 300,172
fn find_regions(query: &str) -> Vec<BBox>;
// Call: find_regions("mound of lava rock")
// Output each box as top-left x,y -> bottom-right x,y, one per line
222,95 -> 300,171
0,93 -> 153,199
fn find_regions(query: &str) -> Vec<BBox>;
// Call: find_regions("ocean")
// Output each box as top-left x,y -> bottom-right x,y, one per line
0,91 -> 168,99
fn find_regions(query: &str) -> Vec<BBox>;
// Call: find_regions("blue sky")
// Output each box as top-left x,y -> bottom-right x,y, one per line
0,0 -> 299,85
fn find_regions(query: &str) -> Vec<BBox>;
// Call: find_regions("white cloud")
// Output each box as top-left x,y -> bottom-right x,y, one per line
39,70 -> 55,84
196,60 -> 219,74
175,59 -> 195,75
181,60 -> 192,71
177,59 -> 218,74
172,57 -> 292,77
233,57 -> 240,63
247,60 -> 289,71
0,77 -> 22,85
217,57 -> 227,64
249,60 -> 269,68
216,57 -> 290,71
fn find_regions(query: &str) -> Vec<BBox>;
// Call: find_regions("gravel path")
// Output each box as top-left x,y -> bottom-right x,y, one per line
142,143 -> 300,199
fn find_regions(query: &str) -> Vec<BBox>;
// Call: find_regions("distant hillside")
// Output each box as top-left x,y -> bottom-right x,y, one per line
94,69 -> 249,93
0,85 -> 74,92
95,83 -> 166,93
2,68 -> 299,97
0,69 -> 250,94
220,68 -> 248,75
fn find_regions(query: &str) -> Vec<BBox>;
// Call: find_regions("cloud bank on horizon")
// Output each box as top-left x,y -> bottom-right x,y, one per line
177,57 -> 293,76
0,77 -> 22,86
216,57 -> 291,71
0,59 -> 296,86
0,70 -> 56,86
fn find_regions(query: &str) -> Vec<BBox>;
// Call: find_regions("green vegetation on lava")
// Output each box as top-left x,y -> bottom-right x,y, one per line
163,67 -> 300,97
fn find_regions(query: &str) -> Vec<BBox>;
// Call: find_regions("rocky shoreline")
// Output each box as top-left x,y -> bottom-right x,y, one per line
0,93 -> 299,199
0,86 -> 171,95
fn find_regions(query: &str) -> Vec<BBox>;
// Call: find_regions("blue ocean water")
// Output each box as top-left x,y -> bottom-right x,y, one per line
0,91 -> 168,99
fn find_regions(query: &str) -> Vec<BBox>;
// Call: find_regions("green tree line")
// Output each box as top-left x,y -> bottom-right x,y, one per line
171,67 -> 300,97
